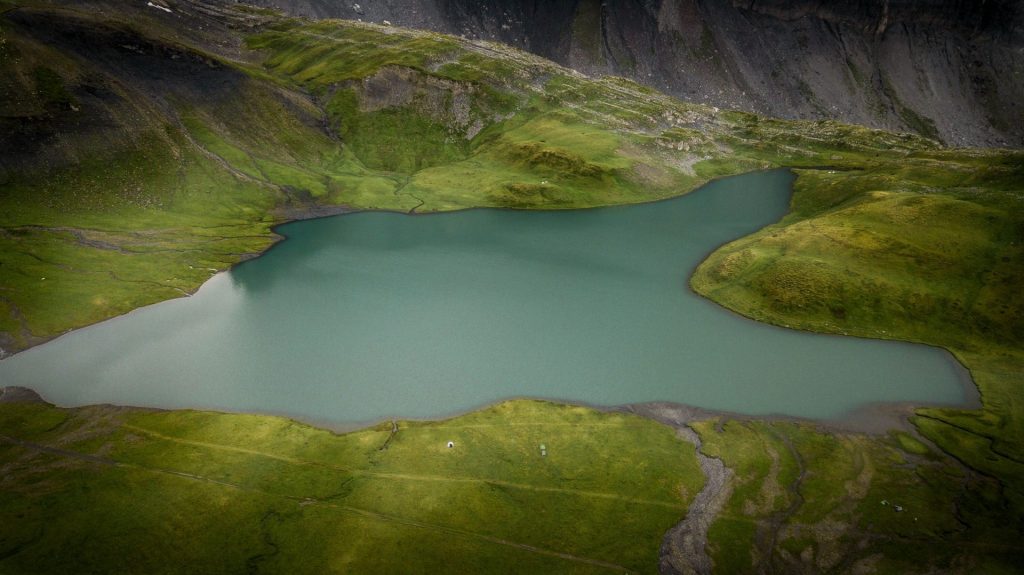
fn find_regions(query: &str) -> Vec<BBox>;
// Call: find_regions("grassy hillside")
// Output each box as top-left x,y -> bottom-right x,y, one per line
691,150 -> 1024,520
0,397 -> 702,574
3,393 -> 1021,573
689,140 -> 1024,569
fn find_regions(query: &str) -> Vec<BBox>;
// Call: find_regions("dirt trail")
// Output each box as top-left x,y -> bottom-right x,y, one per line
123,423 -> 684,509
326,502 -> 630,572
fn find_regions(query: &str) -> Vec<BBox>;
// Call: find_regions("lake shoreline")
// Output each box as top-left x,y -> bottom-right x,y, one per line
2,383 -> 977,439
1,170 -> 979,432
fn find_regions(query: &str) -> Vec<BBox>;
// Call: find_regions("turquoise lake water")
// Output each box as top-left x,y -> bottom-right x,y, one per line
0,170 -> 972,424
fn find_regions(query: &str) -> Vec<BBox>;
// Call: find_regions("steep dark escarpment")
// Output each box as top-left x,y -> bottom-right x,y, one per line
239,0 -> 1023,147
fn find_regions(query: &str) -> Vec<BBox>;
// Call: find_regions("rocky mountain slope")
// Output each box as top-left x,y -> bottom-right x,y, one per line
239,0 -> 1024,147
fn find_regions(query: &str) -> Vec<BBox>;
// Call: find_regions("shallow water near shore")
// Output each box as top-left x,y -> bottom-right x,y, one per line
0,171 -> 973,423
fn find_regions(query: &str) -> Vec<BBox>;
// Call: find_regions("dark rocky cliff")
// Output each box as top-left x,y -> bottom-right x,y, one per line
234,0 -> 1024,147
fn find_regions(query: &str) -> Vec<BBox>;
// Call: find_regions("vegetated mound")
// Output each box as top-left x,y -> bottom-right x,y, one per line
693,153 -> 1024,351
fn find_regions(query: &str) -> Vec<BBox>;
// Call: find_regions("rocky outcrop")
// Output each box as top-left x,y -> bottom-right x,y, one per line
0,387 -> 46,404
342,66 -> 483,139
233,0 -> 1023,147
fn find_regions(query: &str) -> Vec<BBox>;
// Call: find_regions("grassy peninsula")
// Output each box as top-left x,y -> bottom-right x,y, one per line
1,0 -> 1022,572
691,151 -> 1024,513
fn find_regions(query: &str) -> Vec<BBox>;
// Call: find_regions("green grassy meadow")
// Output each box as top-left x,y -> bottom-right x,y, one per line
0,398 -> 701,574
3,393 -> 1022,573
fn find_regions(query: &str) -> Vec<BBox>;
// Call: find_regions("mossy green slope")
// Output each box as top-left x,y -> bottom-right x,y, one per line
0,397 -> 701,574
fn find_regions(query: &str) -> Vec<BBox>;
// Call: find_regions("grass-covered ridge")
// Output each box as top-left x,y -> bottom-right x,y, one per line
0,396 -> 701,574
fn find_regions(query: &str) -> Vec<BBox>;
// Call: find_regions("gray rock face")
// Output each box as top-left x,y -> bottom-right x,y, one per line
233,0 -> 1023,147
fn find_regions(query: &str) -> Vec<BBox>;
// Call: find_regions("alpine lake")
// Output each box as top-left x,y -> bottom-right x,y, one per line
0,171 -> 973,425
